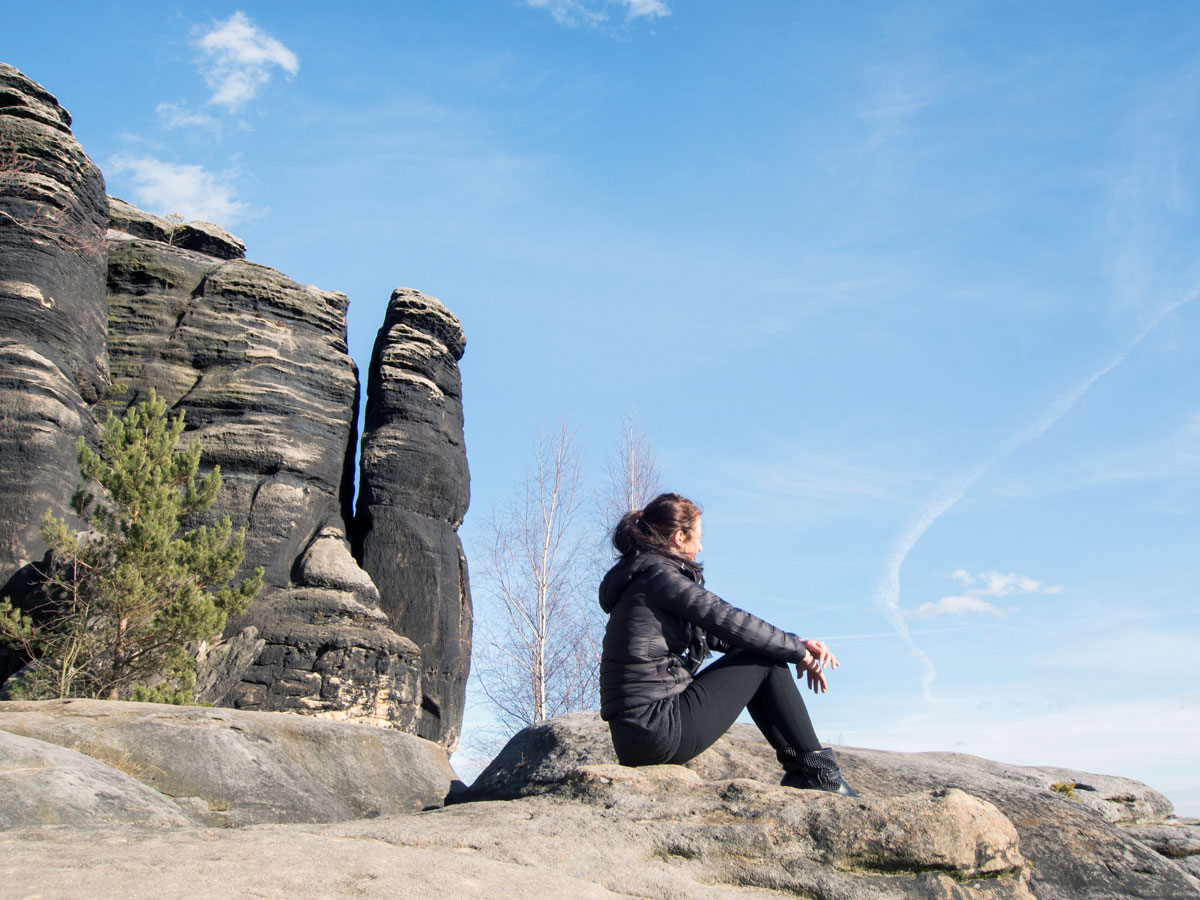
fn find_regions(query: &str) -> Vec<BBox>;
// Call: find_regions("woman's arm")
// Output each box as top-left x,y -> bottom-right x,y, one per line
643,563 -> 808,664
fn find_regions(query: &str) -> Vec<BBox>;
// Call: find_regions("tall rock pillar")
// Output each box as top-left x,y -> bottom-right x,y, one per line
0,64 -> 108,603
104,200 -> 422,731
356,288 -> 471,749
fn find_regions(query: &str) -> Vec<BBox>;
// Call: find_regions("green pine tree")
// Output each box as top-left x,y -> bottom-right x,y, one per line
0,390 -> 263,702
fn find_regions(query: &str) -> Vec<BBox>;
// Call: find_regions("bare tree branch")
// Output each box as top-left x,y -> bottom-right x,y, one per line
0,142 -> 106,261
600,407 -> 662,531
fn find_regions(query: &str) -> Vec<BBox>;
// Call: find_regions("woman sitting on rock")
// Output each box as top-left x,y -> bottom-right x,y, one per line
598,492 -> 857,795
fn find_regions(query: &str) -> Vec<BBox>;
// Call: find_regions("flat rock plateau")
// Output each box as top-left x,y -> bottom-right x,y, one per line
2,705 -> 1198,900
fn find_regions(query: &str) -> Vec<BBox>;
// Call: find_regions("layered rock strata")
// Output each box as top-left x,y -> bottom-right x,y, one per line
0,63 -> 473,744
356,288 -> 471,748
0,64 -> 107,632
103,204 -> 422,729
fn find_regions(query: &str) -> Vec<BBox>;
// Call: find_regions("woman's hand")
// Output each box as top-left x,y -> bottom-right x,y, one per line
800,660 -> 828,693
795,640 -> 839,694
804,639 -> 838,670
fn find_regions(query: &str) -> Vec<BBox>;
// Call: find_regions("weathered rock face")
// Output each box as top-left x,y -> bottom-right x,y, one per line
103,209 -> 356,580
1126,819 -> 1200,880
103,206 -> 423,730
465,712 -> 1200,900
356,288 -> 471,748
0,699 -> 455,826
0,64 -> 107,630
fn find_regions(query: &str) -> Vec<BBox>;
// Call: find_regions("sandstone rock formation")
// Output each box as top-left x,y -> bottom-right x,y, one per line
0,62 -> 473,744
0,699 -> 455,826
1126,820 -> 1200,881
103,204 -> 357,588
102,203 -> 428,731
356,288 -> 471,747
0,63 -> 108,671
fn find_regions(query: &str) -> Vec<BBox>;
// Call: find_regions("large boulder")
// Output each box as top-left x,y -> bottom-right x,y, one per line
0,63 -> 108,644
464,712 -> 1200,900
356,288 -> 471,748
0,728 -> 196,828
0,699 -> 455,826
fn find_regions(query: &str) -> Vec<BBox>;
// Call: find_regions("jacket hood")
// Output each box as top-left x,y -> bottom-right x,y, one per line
598,552 -> 696,614
598,555 -> 643,614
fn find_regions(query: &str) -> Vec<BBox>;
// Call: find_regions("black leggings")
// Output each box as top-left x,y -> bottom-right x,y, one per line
669,649 -> 821,765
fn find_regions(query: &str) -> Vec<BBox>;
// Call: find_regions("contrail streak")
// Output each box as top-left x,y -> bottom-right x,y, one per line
874,291 -> 1197,701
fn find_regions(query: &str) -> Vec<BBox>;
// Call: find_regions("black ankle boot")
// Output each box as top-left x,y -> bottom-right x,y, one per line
781,747 -> 859,797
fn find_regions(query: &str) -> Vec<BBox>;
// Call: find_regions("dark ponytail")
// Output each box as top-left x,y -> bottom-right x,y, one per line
612,492 -> 703,563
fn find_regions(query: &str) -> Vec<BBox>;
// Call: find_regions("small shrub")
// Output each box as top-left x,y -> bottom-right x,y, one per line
1050,781 -> 1079,800
0,390 -> 263,702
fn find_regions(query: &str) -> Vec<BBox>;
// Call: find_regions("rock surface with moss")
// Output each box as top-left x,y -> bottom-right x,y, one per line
462,711 -> 1200,900
0,699 -> 454,826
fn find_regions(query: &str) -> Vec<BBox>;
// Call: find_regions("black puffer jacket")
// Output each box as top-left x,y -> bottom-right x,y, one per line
598,552 -> 809,719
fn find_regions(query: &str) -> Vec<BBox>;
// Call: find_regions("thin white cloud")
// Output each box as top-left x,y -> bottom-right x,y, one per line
993,410 -> 1200,500
718,447 -> 902,523
195,11 -> 298,110
525,0 -> 604,27
525,0 -> 669,29
979,571 -> 1063,597
623,0 -> 670,19
107,156 -> 249,225
156,102 -> 220,132
910,594 -> 1013,619
907,570 -> 1060,620
855,74 -> 938,155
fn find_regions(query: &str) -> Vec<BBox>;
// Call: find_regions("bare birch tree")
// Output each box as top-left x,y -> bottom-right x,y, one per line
474,418 -> 598,731
600,407 -> 662,532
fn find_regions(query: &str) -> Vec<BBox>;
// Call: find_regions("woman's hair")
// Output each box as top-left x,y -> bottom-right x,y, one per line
612,492 -> 703,560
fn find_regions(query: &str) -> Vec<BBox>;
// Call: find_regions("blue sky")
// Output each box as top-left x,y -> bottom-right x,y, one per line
5,1 -> 1198,814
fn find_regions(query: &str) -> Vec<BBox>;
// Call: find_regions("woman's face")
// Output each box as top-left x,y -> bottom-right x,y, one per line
673,516 -> 703,561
